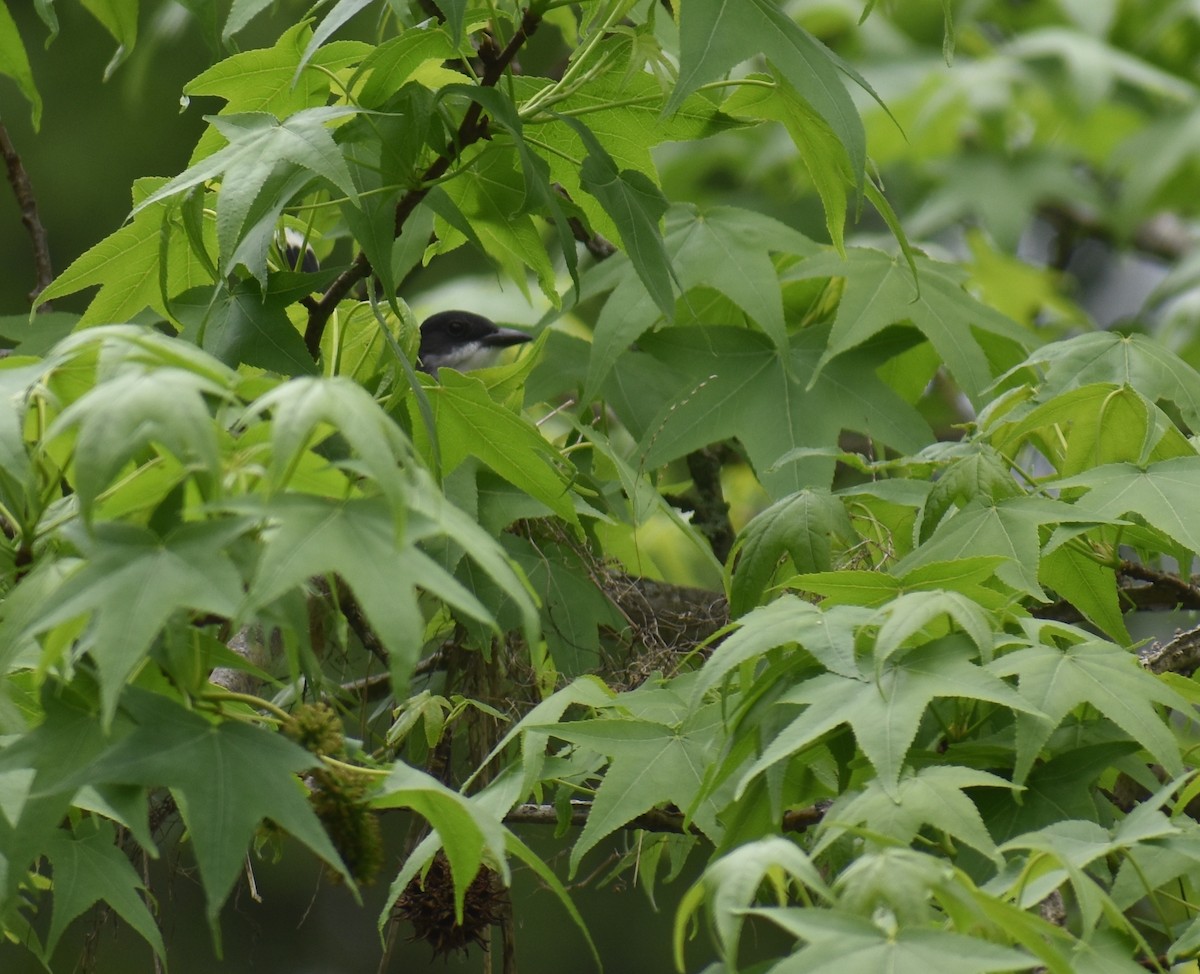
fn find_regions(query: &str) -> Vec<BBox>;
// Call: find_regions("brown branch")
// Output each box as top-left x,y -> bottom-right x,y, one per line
1141,624 -> 1200,676
0,118 -> 53,308
303,9 -> 543,359
503,800 -> 824,833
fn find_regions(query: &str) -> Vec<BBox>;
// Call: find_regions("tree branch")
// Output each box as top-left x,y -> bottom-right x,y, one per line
502,800 -> 824,833
0,118 -> 53,308
303,9 -> 543,359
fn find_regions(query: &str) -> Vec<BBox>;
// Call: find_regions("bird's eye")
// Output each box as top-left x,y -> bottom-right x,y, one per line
447,320 -> 465,335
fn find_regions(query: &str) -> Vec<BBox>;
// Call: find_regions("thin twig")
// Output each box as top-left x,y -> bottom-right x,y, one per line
0,118 -> 53,308
303,9 -> 543,358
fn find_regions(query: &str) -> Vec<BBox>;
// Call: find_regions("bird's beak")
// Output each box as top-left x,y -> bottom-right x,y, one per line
481,326 -> 533,349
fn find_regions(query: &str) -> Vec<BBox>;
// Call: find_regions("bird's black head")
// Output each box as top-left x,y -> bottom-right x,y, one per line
418,311 -> 532,375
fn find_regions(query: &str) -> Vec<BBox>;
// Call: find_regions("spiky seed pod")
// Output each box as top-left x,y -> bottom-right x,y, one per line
394,851 -> 509,957
309,768 -> 384,885
282,701 -> 344,757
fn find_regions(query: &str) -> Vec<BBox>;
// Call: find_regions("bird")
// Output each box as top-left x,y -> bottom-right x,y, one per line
278,234 -> 531,374
417,310 -> 532,376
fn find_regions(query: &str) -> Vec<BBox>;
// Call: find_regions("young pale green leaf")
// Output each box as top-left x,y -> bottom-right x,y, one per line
246,376 -> 412,509
786,248 -> 1034,403
78,689 -> 349,923
130,108 -> 358,274
668,0 -> 866,187
353,25 -> 459,108
673,837 -> 828,970
989,383 -> 1188,476
1054,457 -> 1200,554
34,178 -> 217,325
814,765 -> 1011,861
185,23 -> 369,161
741,634 -> 1041,794
40,818 -> 165,963
727,488 -> 856,617
992,638 -> 1188,785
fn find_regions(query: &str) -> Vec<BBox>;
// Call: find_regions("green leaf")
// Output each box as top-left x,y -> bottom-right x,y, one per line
413,371 -> 578,524
728,488 -> 855,616
895,496 -> 1097,601
45,365 -> 226,520
796,557 -> 1013,610
296,0 -> 374,81
353,25 -> 459,109
814,765 -> 1011,861
41,817 -> 165,962
587,205 -> 818,395
246,375 -> 412,509
674,837 -> 828,969
1054,457 -> 1200,555
992,637 -> 1188,785
694,597 -> 866,699
787,248 -> 1033,403
35,178 -> 217,325
723,73 -> 853,254
79,0 -> 138,77
562,114 -> 675,317
131,108 -> 358,275
171,280 -> 317,375
616,325 -> 930,499
11,522 -> 247,719
245,496 -> 495,688
373,762 -> 507,922
668,0 -> 865,187
539,707 -> 725,873
1038,544 -> 1129,644
0,2 -> 42,129
742,634 -> 1039,793
755,909 -> 1038,973
999,331 -> 1200,431
185,24 -> 367,158
81,690 -> 348,923
432,147 -> 558,304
